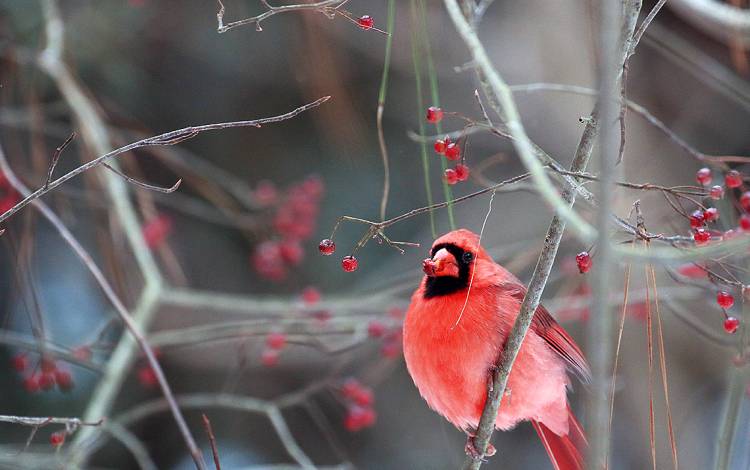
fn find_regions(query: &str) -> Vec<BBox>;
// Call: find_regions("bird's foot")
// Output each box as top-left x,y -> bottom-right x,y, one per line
464,435 -> 496,460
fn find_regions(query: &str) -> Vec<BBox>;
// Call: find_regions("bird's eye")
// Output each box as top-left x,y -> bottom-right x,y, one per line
462,252 -> 474,263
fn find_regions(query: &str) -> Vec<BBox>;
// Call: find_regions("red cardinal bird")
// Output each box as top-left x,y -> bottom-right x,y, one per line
403,229 -> 590,470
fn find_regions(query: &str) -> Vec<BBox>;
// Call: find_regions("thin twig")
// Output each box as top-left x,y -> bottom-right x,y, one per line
0,96 -> 331,224
202,414 -> 222,470
44,131 -> 74,189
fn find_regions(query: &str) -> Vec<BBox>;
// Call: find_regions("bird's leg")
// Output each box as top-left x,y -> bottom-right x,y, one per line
464,428 -> 497,460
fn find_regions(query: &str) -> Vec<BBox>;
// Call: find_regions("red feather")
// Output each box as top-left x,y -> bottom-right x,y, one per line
403,229 -> 589,469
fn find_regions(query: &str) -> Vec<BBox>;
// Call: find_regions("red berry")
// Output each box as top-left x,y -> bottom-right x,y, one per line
23,376 -> 39,393
261,349 -> 279,367
11,354 -> 27,372
54,370 -> 73,392
696,167 -> 712,185
137,366 -> 158,388
575,251 -> 592,274
434,139 -> 447,154
142,214 -> 172,249
741,192 -> 750,211
301,286 -> 321,305
39,373 -> 55,391
689,210 -> 705,228
703,207 -> 719,222
381,340 -> 401,358
367,320 -> 386,338
40,357 -> 56,374
677,263 -> 706,278
709,185 -> 725,200
266,332 -> 287,350
341,256 -> 358,272
724,316 -> 740,334
717,291 -> 735,309
426,106 -> 444,123
252,241 -> 287,281
444,143 -> 460,160
49,431 -> 65,447
357,15 -> 374,30
726,170 -> 743,189
454,164 -> 469,182
279,239 -> 303,265
352,387 -> 374,407
740,215 -> 750,230
444,169 -> 458,185
693,228 -> 711,245
341,378 -> 361,399
254,180 -> 278,206
344,406 -> 376,431
318,239 -> 335,256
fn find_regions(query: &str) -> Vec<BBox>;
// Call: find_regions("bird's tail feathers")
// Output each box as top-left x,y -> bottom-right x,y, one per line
531,405 -> 587,470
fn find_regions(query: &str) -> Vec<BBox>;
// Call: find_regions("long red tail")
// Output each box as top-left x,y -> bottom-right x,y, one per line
531,405 -> 587,470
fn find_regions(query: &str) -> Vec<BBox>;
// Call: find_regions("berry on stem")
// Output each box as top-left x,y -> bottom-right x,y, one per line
689,210 -> 704,229
444,168 -> 459,185
575,251 -> 592,274
318,239 -> 336,256
434,139 -> 447,155
741,192 -> 750,211
261,349 -> 279,367
696,167 -> 712,185
23,376 -> 39,393
740,214 -> 750,231
444,143 -> 460,160
703,207 -> 719,222
11,354 -> 27,372
726,170 -> 743,188
426,106 -> 444,123
709,185 -> 724,200
357,15 -> 374,30
50,431 -> 65,447
39,373 -> 55,391
342,256 -> 358,272
455,164 -> 469,182
724,316 -> 740,334
693,228 -> 711,245
717,291 -> 735,309
54,370 -> 73,392
367,320 -> 386,338
266,332 -> 287,350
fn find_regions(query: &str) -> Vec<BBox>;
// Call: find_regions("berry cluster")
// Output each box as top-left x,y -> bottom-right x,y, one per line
12,355 -> 74,393
427,107 -> 471,186
340,378 -> 377,432
253,175 -> 324,281
689,167 -> 750,244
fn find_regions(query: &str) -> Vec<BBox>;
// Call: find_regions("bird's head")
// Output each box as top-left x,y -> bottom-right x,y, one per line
421,229 -> 491,298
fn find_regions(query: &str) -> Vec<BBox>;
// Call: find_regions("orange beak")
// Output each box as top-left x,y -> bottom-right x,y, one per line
422,248 -> 459,277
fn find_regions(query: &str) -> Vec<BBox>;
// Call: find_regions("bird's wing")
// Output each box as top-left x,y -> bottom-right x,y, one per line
499,282 -> 592,383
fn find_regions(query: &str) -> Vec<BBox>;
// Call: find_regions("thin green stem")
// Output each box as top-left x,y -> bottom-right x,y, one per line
377,0 -> 396,221
418,0 -> 455,230
410,0 -> 436,237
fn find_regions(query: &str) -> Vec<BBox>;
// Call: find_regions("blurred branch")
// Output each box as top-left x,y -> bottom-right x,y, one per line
670,0 -> 750,46
0,415 -> 102,428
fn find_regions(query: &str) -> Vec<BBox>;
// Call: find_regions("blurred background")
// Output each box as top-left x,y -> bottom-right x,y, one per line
1,0 -> 750,469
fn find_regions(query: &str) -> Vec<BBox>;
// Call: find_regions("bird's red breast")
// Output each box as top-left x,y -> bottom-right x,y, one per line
403,229 -> 589,448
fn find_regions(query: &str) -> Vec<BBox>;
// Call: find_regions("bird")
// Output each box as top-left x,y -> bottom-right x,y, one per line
403,229 -> 590,470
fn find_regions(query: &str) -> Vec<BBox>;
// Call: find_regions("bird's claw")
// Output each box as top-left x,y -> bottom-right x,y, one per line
464,435 -> 496,460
